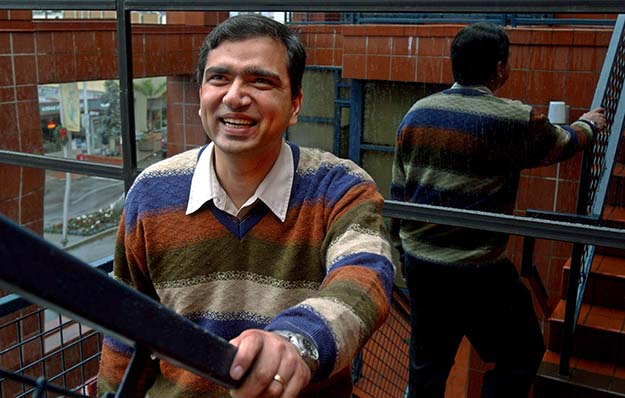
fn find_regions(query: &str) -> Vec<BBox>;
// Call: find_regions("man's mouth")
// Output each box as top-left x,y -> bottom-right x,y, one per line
221,118 -> 256,128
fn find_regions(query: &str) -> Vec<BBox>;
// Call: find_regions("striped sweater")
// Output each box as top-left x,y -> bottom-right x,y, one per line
97,143 -> 395,398
391,85 -> 594,265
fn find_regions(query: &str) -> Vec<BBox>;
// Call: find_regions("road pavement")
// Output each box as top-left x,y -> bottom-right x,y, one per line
42,148 -> 162,264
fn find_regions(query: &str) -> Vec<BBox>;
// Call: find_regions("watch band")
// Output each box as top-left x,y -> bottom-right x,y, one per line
272,330 -> 320,375
578,118 -> 600,133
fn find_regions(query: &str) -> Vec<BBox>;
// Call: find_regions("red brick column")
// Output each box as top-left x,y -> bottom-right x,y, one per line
0,11 -> 45,234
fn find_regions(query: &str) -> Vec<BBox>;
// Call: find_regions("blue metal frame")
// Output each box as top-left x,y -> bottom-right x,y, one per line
287,66 -> 349,157
291,12 -> 617,27
334,69 -> 351,156
348,80 -> 364,164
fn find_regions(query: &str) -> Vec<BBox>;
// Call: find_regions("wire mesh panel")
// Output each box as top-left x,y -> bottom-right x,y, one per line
353,288 -> 410,398
561,15 -> 625,375
586,17 -> 625,215
0,305 -> 100,398
577,16 -> 625,308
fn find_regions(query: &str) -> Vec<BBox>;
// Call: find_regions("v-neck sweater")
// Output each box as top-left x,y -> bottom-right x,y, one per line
98,143 -> 395,398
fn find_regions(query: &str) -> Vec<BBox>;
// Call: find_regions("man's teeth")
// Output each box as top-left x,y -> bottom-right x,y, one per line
223,118 -> 254,126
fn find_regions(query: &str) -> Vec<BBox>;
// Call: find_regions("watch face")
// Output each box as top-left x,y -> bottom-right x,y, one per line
273,330 -> 319,362
302,338 -> 319,360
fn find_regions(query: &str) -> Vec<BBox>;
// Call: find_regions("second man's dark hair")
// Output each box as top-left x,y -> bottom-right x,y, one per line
196,14 -> 306,100
450,22 -> 509,86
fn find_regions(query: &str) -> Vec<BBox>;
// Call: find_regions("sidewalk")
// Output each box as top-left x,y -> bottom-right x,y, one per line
45,227 -> 117,264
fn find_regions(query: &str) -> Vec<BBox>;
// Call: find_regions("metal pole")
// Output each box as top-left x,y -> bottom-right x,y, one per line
59,92 -> 71,247
83,83 -> 92,155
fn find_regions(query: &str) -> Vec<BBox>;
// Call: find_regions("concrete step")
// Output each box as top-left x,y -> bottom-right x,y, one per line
547,300 -> 625,366
562,255 -> 625,310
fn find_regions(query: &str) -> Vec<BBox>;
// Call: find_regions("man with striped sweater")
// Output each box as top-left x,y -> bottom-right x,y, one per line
97,14 -> 395,398
392,22 -> 605,397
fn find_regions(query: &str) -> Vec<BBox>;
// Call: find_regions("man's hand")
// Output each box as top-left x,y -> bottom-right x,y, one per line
229,329 -> 312,398
579,107 -> 607,131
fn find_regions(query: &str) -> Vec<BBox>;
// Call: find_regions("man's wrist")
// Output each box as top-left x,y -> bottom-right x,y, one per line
271,330 -> 320,375
578,118 -> 599,132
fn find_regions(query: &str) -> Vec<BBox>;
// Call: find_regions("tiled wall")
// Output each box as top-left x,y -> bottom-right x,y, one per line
0,13 -> 216,235
166,76 -> 207,155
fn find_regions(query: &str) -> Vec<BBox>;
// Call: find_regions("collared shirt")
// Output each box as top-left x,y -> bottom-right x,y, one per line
451,82 -> 493,95
185,141 -> 294,222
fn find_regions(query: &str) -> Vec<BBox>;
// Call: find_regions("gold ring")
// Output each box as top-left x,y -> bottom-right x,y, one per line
273,373 -> 286,386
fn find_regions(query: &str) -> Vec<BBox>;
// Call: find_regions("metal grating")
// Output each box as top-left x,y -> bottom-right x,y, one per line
577,16 -> 625,314
0,290 -> 410,398
585,23 -> 625,215
0,306 -> 100,398
353,289 -> 410,398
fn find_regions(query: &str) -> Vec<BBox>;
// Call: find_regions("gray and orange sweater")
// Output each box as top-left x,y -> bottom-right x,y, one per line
391,84 -> 594,266
97,143 -> 395,398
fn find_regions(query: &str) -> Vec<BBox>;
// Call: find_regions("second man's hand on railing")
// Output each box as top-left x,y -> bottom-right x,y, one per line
578,107 -> 607,133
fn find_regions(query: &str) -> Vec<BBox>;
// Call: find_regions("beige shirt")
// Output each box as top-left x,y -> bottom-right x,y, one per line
185,141 -> 294,222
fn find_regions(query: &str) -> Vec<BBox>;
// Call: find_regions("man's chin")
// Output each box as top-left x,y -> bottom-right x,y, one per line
213,139 -> 255,156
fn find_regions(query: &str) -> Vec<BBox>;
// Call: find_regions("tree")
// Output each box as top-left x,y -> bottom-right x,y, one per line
99,80 -> 121,147
134,77 -> 166,98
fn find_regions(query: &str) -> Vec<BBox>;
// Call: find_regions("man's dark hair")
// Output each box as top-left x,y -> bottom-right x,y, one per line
450,22 -> 509,85
196,14 -> 306,100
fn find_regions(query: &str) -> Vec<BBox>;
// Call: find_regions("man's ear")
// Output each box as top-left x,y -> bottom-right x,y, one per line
496,61 -> 505,81
198,86 -> 203,117
289,90 -> 303,126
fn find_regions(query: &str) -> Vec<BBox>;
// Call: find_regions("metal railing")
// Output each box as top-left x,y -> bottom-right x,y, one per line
0,306 -> 101,398
562,13 -> 625,376
0,215 -> 241,397
0,213 -> 413,397
520,14 -> 625,376
288,12 -> 617,27
0,255 -> 112,398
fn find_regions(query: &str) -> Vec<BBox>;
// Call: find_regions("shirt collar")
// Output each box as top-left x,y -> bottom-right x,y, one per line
186,141 -> 294,222
451,82 -> 493,95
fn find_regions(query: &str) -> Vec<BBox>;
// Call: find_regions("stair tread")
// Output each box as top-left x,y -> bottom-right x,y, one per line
563,254 -> 625,279
614,162 -> 625,177
538,350 -> 625,397
543,350 -> 624,378
603,205 -> 625,223
550,300 -> 625,333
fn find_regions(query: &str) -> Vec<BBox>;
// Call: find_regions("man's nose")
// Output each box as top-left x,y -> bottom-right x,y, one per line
222,79 -> 250,109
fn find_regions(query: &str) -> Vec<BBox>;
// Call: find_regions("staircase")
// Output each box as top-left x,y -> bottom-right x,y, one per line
536,219 -> 625,396
534,15 -> 625,397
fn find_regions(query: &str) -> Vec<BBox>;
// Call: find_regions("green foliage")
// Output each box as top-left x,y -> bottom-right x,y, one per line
134,77 -> 167,97
99,80 -> 121,144
45,206 -> 121,236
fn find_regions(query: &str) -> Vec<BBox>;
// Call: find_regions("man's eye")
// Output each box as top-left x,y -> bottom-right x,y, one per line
252,77 -> 275,88
207,75 -> 227,84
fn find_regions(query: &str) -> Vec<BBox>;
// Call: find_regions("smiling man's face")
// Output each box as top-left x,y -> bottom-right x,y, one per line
198,36 -> 302,161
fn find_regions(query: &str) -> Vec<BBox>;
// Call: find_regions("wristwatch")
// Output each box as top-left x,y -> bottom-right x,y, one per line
272,330 -> 320,375
578,118 -> 600,132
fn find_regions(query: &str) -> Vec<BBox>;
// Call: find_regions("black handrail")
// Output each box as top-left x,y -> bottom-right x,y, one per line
0,215 -> 241,394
